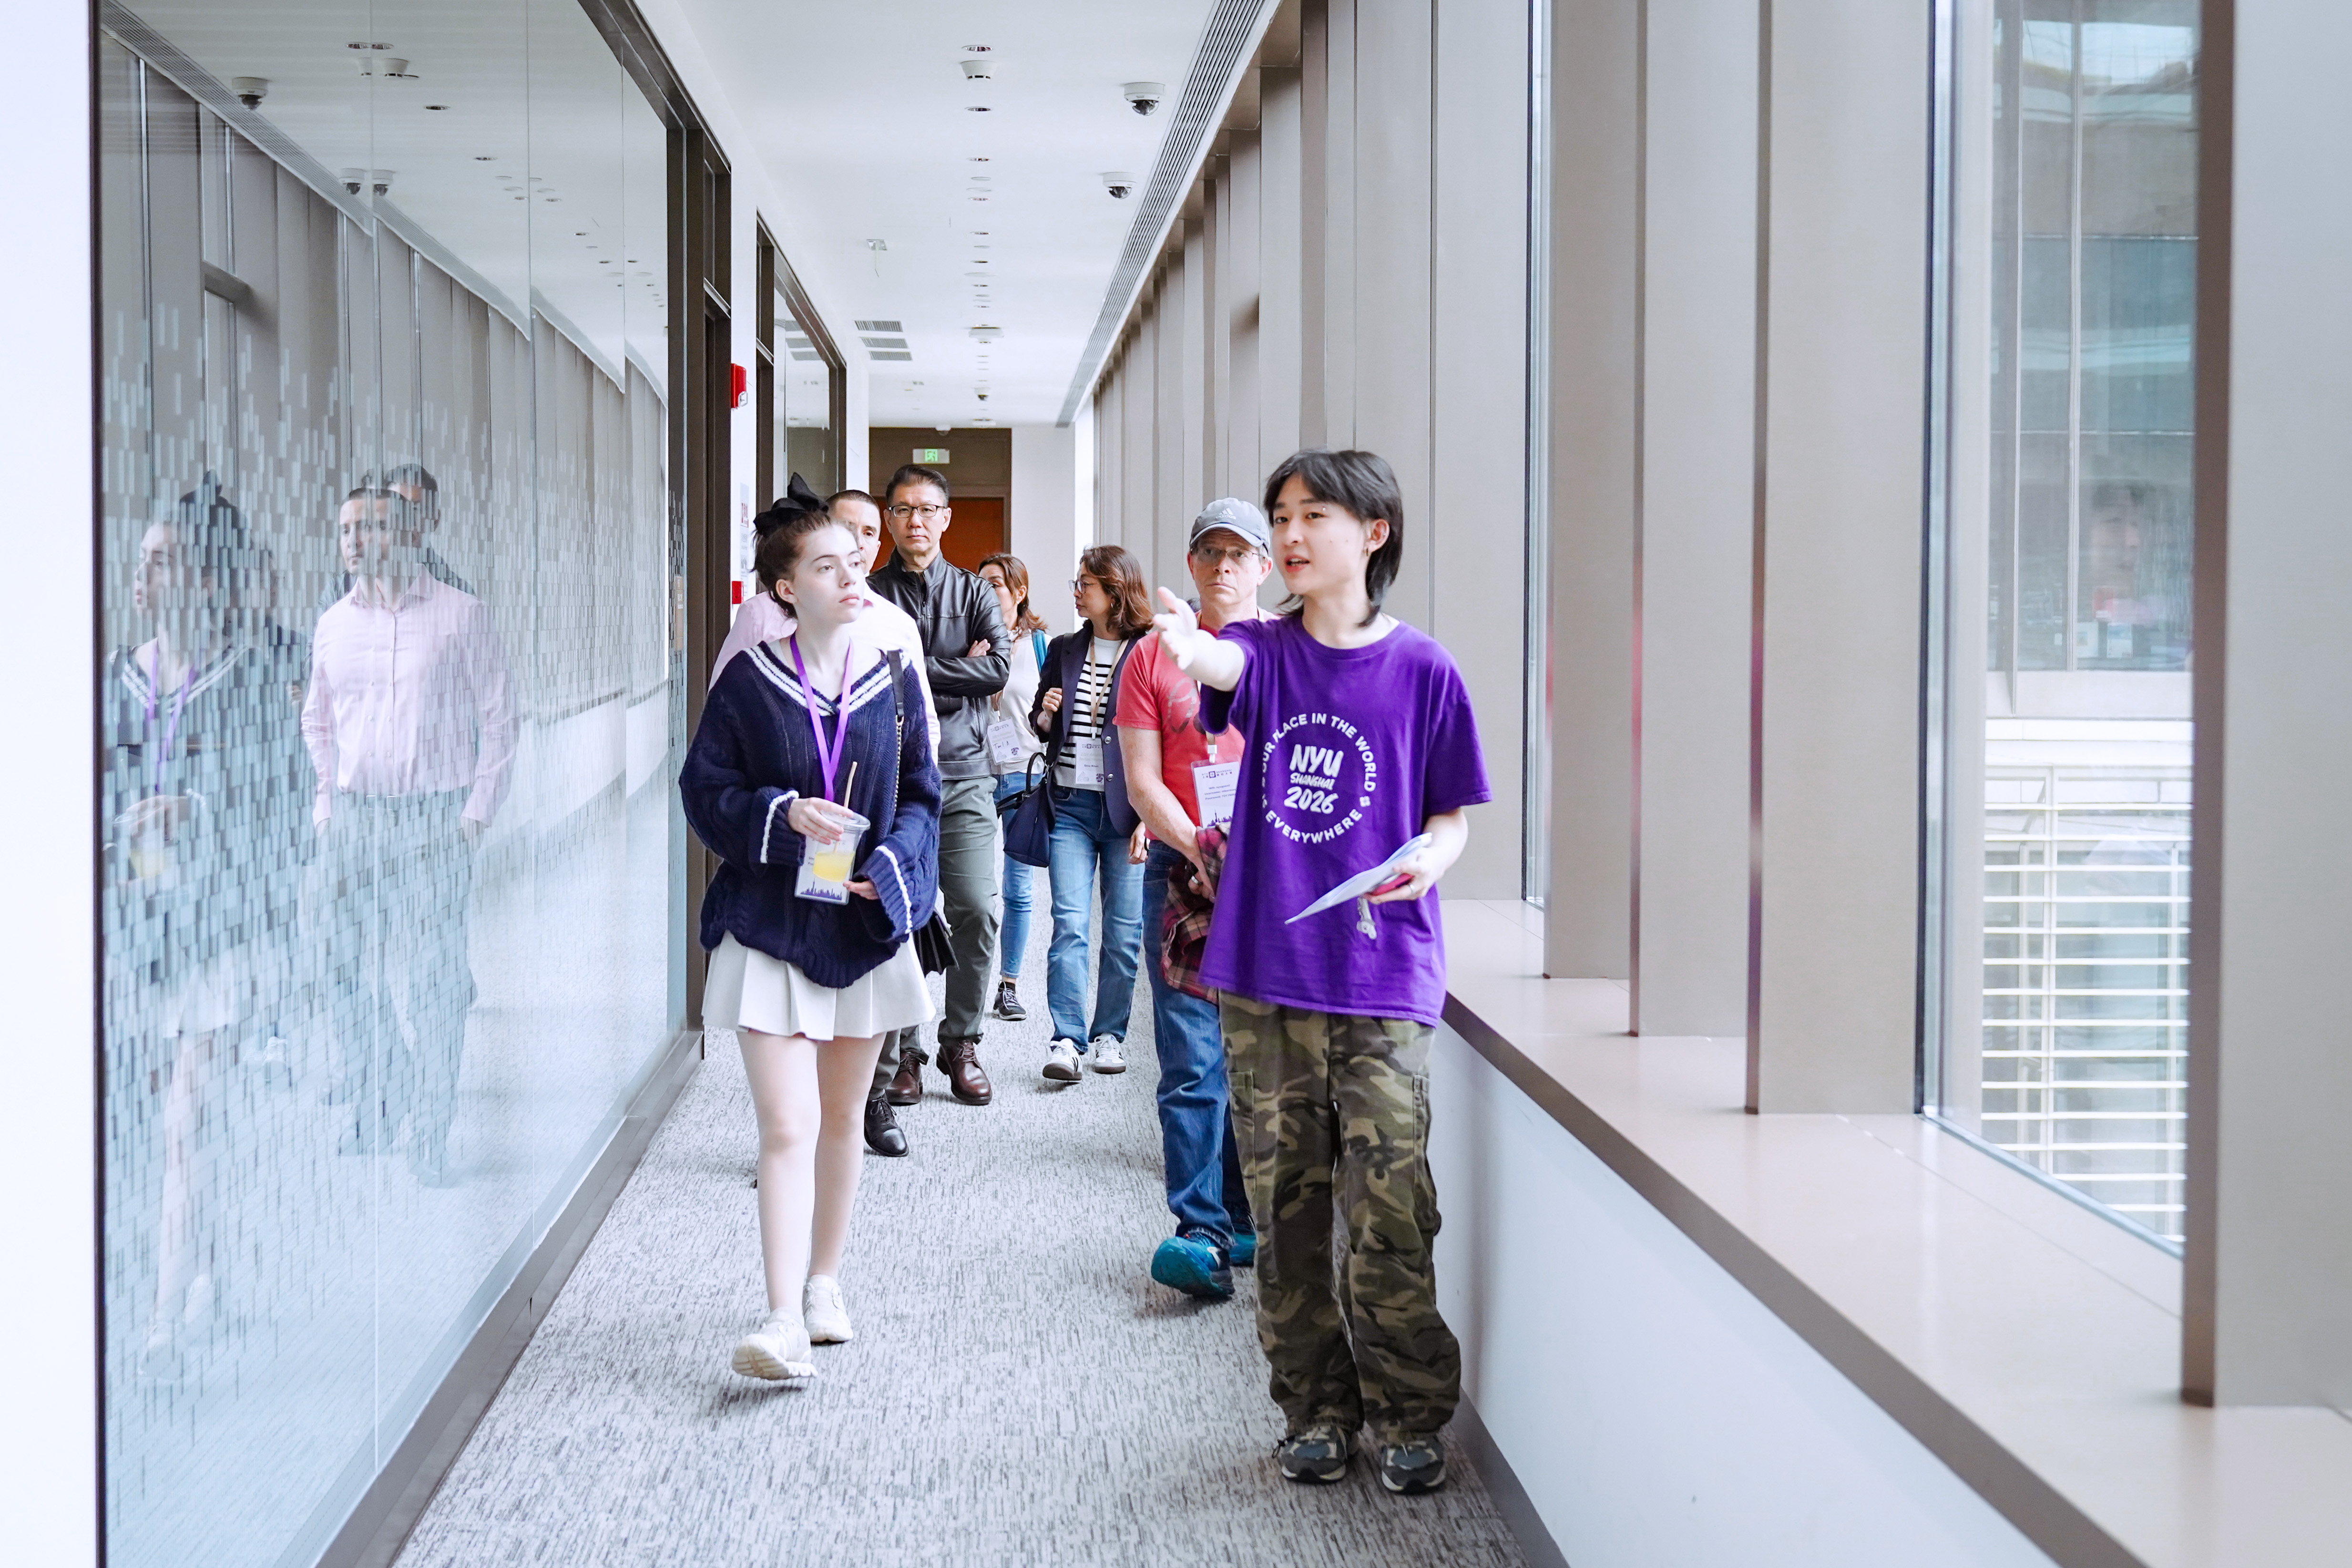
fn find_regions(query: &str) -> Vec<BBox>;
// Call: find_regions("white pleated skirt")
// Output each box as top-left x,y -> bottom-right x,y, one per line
702,934 -> 934,1041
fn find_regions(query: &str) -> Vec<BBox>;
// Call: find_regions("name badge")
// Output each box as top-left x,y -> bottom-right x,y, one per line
986,711 -> 1027,769
1192,760 -> 1240,827
1072,737 -> 1108,790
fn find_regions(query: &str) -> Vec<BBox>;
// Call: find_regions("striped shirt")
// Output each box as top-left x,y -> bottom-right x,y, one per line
1055,637 -> 1125,790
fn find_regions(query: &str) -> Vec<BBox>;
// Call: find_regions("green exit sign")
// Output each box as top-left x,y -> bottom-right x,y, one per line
912,447 -> 951,464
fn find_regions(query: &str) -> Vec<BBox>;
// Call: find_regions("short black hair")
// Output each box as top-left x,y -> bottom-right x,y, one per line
1261,448 -> 1405,624
885,464 -> 950,506
370,463 -> 440,523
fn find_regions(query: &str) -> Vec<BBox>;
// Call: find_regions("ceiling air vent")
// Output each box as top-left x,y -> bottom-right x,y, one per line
869,351 -> 913,362
856,319 -> 903,333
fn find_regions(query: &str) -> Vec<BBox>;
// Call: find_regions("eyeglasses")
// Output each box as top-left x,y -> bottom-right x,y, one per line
886,503 -> 948,522
1070,575 -> 1103,593
1189,544 -> 1258,567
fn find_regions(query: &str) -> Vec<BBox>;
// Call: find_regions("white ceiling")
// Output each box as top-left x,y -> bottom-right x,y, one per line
681,0 -> 1218,427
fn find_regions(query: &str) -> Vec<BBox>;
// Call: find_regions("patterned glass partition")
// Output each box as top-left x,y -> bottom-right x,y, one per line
95,2 -> 680,1560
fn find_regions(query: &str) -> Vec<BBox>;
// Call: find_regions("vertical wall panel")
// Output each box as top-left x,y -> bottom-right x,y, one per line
1227,128 -> 1265,499
1635,0 -> 1760,1035
1748,0 -> 1930,1110
1259,66 -> 1306,474
1349,0 -> 1435,629
1543,0 -> 1639,980
1431,0 -> 1532,901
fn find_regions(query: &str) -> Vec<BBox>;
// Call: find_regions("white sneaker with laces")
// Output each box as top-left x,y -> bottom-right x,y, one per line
1043,1040 -> 1083,1082
730,1310 -> 815,1384
804,1275 -> 853,1344
1090,1035 -> 1127,1074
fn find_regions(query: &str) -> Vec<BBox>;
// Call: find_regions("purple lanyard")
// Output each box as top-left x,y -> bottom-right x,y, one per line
788,635 -> 854,802
145,661 -> 194,797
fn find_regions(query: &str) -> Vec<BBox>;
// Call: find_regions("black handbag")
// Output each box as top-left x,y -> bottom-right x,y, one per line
1004,754 -> 1054,869
886,651 -> 956,974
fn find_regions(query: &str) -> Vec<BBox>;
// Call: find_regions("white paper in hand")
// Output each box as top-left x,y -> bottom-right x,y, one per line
1286,835 -> 1433,924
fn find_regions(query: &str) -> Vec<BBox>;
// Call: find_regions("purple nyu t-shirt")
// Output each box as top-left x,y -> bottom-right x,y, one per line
1200,615 -> 1490,1025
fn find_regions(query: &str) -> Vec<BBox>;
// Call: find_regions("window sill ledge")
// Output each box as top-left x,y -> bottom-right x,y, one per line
1439,898 -> 2352,1568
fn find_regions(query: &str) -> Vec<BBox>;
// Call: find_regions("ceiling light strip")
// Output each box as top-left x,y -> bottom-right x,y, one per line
1052,0 -> 1278,428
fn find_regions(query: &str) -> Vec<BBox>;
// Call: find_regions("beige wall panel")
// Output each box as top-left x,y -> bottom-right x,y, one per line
1432,0 -> 1533,902
1259,66 -> 1306,480
1227,130 -> 1264,502
2184,0 -> 2352,1409
1123,307 -> 1158,566
1350,0 -> 1435,630
1543,0 -> 1639,980
1749,0 -> 1929,1111
1157,258 -> 1192,585
1634,0 -> 1759,1035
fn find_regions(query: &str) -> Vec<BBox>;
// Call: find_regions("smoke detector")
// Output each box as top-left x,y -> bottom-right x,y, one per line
969,325 -> 1002,342
961,57 -> 993,80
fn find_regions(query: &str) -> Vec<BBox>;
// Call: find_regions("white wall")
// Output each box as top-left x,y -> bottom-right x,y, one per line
1011,423 -> 1083,634
1429,1025 -> 2058,1568
1,4 -> 97,1561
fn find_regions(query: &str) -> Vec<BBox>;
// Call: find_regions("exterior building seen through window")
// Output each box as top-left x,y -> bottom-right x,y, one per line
1934,0 -> 2197,1243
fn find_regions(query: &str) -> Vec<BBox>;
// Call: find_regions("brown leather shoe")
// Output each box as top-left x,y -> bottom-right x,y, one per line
937,1038 -> 993,1105
886,1049 -> 925,1107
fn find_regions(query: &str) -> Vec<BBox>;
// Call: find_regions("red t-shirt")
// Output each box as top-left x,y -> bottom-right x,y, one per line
1114,619 -> 1257,829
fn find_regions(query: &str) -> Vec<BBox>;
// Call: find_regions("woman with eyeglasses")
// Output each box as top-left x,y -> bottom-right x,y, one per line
1029,545 -> 1153,1083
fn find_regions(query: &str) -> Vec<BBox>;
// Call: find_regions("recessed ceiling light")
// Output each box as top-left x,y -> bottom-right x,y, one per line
966,106 -> 991,113
968,156 -> 991,162
963,44 -> 992,52
475,155 -> 495,161
425,104 -> 450,111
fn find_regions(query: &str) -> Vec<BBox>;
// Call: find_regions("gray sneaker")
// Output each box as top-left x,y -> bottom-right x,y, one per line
1377,1436 -> 1448,1494
1275,1424 -> 1353,1483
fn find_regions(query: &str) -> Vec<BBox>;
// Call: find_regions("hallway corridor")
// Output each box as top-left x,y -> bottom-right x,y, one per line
396,924 -> 1528,1567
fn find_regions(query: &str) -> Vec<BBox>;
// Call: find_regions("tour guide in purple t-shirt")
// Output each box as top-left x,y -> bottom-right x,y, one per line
1149,447 -> 1488,1498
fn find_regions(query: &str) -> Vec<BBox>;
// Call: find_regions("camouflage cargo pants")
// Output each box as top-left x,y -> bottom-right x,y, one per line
1218,991 -> 1461,1439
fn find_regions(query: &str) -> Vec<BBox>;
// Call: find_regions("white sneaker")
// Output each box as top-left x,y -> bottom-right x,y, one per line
730,1310 -> 815,1384
1043,1040 -> 1083,1082
804,1275 -> 854,1344
1090,1035 -> 1127,1074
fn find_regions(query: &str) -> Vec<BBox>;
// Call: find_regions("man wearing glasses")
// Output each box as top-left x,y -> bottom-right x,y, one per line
862,464 -> 1012,1137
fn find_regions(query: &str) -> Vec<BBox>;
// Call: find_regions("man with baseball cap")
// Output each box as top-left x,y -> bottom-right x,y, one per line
1115,498 -> 1274,1300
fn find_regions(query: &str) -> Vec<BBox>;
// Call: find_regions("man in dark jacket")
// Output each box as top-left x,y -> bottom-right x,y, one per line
862,464 -> 1011,1141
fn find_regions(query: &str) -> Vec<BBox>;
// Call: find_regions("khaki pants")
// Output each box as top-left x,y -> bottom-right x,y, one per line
1218,992 -> 1462,1439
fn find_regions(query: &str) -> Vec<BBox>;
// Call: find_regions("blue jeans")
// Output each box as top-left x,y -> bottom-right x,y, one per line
993,773 -> 1037,979
1046,788 -> 1143,1047
1140,842 -> 1252,1246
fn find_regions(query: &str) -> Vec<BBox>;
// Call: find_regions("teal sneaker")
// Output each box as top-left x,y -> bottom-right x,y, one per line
1227,1227 -> 1256,1269
1149,1231 -> 1234,1300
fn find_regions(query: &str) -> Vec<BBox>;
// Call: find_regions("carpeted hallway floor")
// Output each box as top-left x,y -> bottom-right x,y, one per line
397,910 -> 1529,1568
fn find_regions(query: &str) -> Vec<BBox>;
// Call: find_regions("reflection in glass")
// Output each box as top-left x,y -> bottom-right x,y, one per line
775,267 -> 842,495
97,1 -> 677,1560
1940,1 -> 2196,1241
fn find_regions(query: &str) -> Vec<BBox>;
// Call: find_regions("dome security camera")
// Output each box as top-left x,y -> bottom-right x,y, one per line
1122,82 -> 1165,116
232,76 -> 270,109
1102,171 -> 1138,199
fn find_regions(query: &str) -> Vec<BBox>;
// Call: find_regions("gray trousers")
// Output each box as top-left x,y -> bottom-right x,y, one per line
313,791 -> 476,1157
873,774 -> 999,1092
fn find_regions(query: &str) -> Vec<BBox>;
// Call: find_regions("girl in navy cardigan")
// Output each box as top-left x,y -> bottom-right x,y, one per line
681,511 -> 940,1385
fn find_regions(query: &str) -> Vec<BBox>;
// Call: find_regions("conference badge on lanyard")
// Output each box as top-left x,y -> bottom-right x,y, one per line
789,636 -> 862,905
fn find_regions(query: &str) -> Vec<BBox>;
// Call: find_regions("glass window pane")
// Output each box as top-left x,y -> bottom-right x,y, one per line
1935,0 -> 2197,1245
97,3 -> 678,1559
